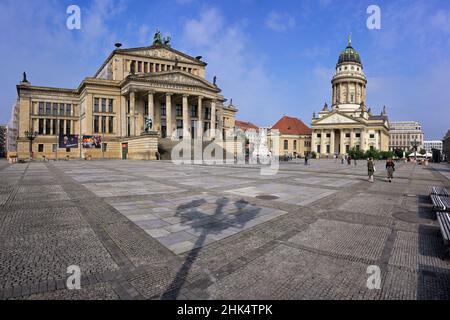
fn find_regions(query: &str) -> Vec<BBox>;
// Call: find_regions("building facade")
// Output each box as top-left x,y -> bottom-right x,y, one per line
311,36 -> 390,157
15,33 -> 237,160
388,121 -> 424,152
423,140 -> 443,153
0,125 -> 6,158
271,116 -> 312,157
443,130 -> 450,160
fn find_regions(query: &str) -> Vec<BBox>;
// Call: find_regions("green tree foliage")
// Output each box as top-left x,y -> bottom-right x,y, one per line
348,147 -> 365,159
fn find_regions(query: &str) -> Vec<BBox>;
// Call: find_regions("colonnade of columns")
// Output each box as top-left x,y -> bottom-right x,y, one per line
332,82 -> 366,105
311,128 -> 366,155
125,90 -> 220,140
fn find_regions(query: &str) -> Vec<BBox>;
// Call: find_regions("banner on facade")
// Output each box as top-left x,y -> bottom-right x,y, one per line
82,135 -> 102,149
59,134 -> 79,149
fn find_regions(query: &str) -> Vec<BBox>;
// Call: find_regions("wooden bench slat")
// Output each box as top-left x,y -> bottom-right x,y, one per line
437,212 -> 450,244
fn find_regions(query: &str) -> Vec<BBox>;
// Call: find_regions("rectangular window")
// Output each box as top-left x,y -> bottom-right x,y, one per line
127,118 -> 130,137
326,134 -> 331,138
346,145 -> 350,153
108,99 -> 113,113
317,145 -> 321,153
370,134 -> 375,139
66,104 -> 72,117
59,103 -> 65,116
46,102 -> 52,115
38,144 -> 44,152
356,133 -> 361,138
284,140 -> 289,150
345,133 -> 351,138
326,145 -> 330,153
94,98 -> 99,113
59,120 -> 65,136
127,100 -> 130,114
53,119 -> 57,135
45,119 -> 51,135
294,140 -> 297,150
39,119 -> 44,134
190,106 -> 197,118
204,107 -> 210,120
101,98 -> 106,113
150,63 -> 154,72
317,133 -> 321,138
160,105 -> 166,116
109,116 -> 114,133
176,105 -> 182,117
144,62 -> 148,73
39,102 -> 44,115
144,101 -> 149,116
138,61 -> 142,73
53,103 -> 58,116
66,120 -> 71,135
94,116 -> 99,133
176,119 -> 183,129
101,116 -> 106,133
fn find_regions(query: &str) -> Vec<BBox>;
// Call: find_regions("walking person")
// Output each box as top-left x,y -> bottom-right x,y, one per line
354,157 -> 357,166
304,153 -> 308,166
347,156 -> 352,165
367,157 -> 375,182
386,158 -> 395,183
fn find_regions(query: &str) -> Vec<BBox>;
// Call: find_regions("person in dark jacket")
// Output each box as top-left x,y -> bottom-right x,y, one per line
367,157 -> 375,182
386,158 -> 395,182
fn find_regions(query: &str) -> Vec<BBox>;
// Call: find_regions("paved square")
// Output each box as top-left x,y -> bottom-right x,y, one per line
0,159 -> 449,300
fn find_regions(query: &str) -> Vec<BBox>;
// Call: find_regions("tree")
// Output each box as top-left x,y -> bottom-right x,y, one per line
364,148 -> 381,160
348,146 -> 365,159
419,148 -> 426,155
311,151 -> 317,159
380,151 -> 395,159
393,148 -> 404,158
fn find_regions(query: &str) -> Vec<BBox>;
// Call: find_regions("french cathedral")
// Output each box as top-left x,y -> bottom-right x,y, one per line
311,36 -> 390,156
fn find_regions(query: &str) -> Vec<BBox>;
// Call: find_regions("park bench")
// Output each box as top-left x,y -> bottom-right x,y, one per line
430,186 -> 450,212
430,186 -> 449,197
436,211 -> 450,258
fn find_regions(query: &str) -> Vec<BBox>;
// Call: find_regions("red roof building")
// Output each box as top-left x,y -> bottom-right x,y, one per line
235,120 -> 259,132
271,116 -> 312,135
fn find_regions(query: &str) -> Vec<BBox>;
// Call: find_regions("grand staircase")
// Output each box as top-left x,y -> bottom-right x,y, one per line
158,138 -> 233,161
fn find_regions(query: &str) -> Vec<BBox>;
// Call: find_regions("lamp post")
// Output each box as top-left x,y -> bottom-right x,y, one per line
24,130 -> 38,161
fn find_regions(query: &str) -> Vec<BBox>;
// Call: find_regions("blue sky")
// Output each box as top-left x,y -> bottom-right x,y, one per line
0,0 -> 449,139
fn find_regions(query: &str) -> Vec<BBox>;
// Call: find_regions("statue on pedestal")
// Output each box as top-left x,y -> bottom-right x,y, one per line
144,116 -> 153,134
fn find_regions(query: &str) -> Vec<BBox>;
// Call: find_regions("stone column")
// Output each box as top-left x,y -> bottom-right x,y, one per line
361,129 -> 366,151
346,82 -> 350,103
311,130 -> 316,154
182,94 -> 190,139
166,93 -> 173,139
320,130 -> 325,156
147,91 -> 154,129
130,90 -> 136,136
350,129 -> 355,149
197,96 -> 203,139
330,130 -> 335,155
211,100 -> 217,139
120,95 -> 126,137
340,129 -> 345,155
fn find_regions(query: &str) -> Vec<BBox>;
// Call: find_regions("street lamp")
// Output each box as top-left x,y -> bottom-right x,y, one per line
24,130 -> 38,161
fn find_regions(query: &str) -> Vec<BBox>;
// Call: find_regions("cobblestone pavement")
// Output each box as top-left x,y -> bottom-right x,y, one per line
0,158 -> 449,300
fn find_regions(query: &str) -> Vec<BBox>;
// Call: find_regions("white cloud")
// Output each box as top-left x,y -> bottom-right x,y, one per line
265,11 -> 296,32
182,7 -> 224,47
180,7 -> 287,125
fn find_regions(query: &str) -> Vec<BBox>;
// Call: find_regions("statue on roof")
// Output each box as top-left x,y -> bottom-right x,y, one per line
313,111 -> 316,119
213,76 -> 217,86
322,102 -> 329,112
163,35 -> 171,46
23,72 -> 27,82
153,30 -> 162,45
382,105 -> 387,115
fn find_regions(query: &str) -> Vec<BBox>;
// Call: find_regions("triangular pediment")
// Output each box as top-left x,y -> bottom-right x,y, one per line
118,45 -> 203,65
128,71 -> 220,92
315,112 -> 361,124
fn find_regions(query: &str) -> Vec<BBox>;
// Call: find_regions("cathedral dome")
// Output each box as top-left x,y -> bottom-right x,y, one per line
337,36 -> 362,65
